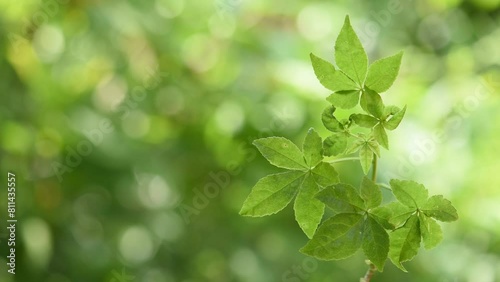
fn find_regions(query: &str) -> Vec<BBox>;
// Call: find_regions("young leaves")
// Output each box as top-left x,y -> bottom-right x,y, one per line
240,128 -> 340,239
301,177 -> 390,271
242,14 -> 458,276
311,15 -> 403,114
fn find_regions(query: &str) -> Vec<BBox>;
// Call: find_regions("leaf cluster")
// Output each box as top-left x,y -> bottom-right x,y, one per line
240,15 -> 458,273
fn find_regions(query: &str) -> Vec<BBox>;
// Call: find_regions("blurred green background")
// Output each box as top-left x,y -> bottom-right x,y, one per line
0,0 -> 499,281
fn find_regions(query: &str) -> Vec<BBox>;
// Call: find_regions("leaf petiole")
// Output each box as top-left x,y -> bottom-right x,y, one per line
328,157 -> 360,163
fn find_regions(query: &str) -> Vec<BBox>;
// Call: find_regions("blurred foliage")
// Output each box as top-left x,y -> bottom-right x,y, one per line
0,0 -> 499,281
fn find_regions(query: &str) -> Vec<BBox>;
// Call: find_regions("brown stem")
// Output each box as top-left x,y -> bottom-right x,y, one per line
362,262 -> 377,282
371,154 -> 377,182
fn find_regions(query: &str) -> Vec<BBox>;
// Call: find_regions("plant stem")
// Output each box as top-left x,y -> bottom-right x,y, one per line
361,156 -> 378,282
328,157 -> 360,163
362,262 -> 377,282
371,154 -> 377,182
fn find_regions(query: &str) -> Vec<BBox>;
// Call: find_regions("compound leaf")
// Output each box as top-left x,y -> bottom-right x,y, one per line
253,137 -> 308,170
240,171 -> 305,216
300,213 -> 364,260
365,51 -> 403,93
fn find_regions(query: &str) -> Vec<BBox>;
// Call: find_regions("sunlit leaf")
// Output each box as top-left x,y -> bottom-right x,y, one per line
419,213 -> 443,250
240,171 -> 305,216
335,16 -> 368,86
327,90 -> 360,109
422,195 -> 459,222
390,179 -> 429,208
365,51 -> 403,93
253,137 -> 308,170
310,53 -> 358,91
294,175 -> 325,238
303,128 -> 323,168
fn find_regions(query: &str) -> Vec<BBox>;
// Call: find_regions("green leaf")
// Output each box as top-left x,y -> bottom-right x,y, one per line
390,179 -> 429,208
421,195 -> 459,222
389,214 -> 421,272
360,88 -> 384,118
360,176 -> 382,209
345,138 -> 364,155
359,143 -> 374,175
367,139 -> 380,157
300,213 -> 364,260
386,202 -> 416,228
321,106 -> 343,132
365,51 -> 404,93
384,105 -> 407,130
303,128 -> 323,168
362,216 -> 390,271
334,16 -> 368,86
294,175 -> 325,238
323,133 -> 348,156
253,137 -> 308,170
383,105 -> 401,119
326,90 -> 360,109
316,184 -> 365,213
350,114 -> 378,128
370,202 -> 415,229
310,53 -> 358,91
311,162 -> 340,187
373,123 -> 389,149
418,213 -> 443,250
240,171 -> 305,216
